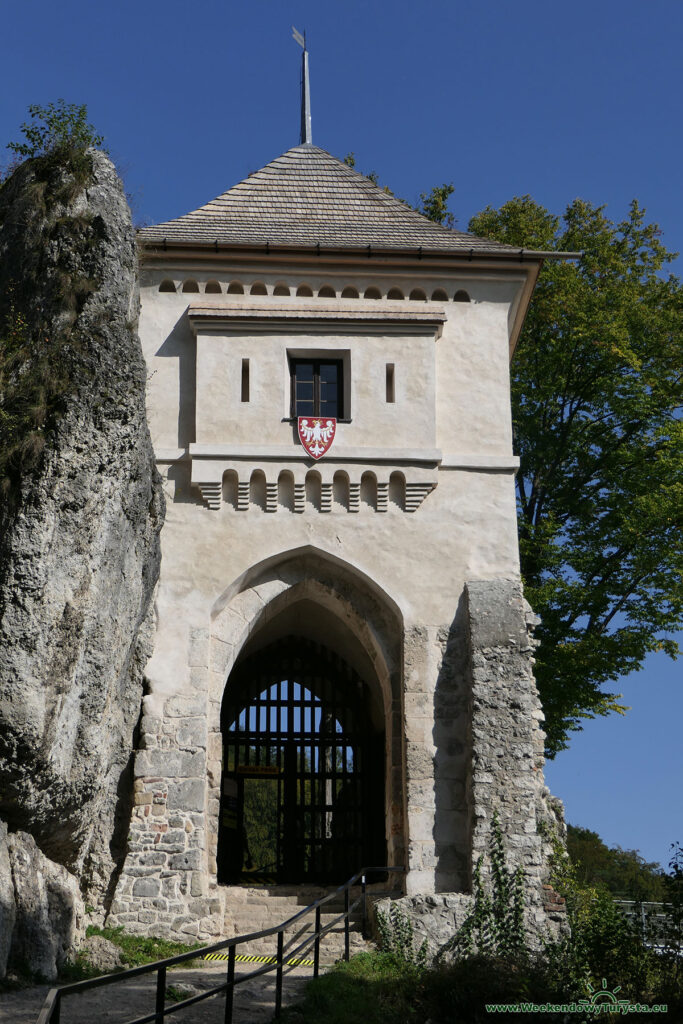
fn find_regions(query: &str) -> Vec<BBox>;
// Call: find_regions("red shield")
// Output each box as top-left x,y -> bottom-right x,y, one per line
297,417 -> 337,460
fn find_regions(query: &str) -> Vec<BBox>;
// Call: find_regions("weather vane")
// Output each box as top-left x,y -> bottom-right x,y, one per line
292,26 -> 312,145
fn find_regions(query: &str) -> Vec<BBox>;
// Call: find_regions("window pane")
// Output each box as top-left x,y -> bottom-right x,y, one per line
320,363 -> 339,417
291,359 -> 341,418
319,395 -> 338,417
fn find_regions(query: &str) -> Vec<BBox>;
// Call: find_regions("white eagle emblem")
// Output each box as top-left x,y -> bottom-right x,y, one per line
297,417 -> 337,460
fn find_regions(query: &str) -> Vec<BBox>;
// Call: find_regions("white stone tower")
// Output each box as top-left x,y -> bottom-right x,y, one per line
108,124 -> 566,942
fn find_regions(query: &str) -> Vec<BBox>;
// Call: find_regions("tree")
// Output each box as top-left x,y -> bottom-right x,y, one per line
6,99 -> 103,160
567,824 -> 667,900
419,183 -> 455,227
469,197 -> 682,755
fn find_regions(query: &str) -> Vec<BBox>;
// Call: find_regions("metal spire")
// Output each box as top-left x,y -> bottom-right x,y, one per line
292,26 -> 312,145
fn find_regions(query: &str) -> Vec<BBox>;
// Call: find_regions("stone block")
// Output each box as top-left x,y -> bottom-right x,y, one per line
188,629 -> 210,668
132,877 -> 161,897
207,732 -> 223,762
189,667 -> 209,693
191,871 -> 206,897
165,694 -> 206,718
160,829 -> 187,846
169,850 -> 203,871
167,780 -> 205,812
466,580 -> 528,649
136,749 -> 205,778
210,637 -> 232,673
177,718 -> 208,750
137,911 -> 158,924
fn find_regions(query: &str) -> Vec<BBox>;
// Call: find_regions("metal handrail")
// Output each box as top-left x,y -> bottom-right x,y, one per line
36,866 -> 403,1024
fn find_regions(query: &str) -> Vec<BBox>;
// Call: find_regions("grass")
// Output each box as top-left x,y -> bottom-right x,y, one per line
279,947 -> 683,1024
280,952 -> 422,1024
56,925 -> 204,985
0,925 -> 205,991
83,925 -> 203,969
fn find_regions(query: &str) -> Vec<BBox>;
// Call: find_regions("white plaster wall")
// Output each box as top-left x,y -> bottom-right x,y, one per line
139,262 -> 526,459
134,256 -> 529,900
193,327 -> 436,449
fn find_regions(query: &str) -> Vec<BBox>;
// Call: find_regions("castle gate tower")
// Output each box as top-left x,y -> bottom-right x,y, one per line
108,123 -> 565,941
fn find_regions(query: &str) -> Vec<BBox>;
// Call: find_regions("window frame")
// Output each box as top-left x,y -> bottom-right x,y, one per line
289,357 -> 344,419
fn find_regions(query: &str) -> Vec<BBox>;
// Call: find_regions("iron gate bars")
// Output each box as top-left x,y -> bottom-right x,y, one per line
219,636 -> 383,884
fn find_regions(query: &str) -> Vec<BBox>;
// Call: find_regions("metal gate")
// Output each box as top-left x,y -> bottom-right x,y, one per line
218,636 -> 384,884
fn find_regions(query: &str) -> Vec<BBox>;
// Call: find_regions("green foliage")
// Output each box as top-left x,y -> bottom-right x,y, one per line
84,925 -> 202,968
375,904 -> 428,968
279,950 -> 420,1024
470,196 -> 683,755
419,183 -> 455,227
165,984 -> 193,1002
567,823 -> 667,900
0,303 -> 62,494
437,813 -> 527,962
541,823 -> 682,1010
57,954 -> 107,984
7,100 -> 103,160
286,825 -> 683,1023
661,842 -> 683,971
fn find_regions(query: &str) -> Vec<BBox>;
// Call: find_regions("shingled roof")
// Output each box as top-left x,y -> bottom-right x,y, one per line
139,144 -> 529,256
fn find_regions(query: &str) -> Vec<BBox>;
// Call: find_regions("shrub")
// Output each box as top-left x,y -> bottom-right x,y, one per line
437,812 -> 527,963
375,904 -> 428,968
7,100 -> 103,160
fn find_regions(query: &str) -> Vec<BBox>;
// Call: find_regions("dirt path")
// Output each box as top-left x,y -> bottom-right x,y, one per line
0,961 -> 312,1023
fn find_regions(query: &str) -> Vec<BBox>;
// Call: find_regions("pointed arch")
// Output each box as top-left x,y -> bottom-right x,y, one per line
204,547 -> 405,887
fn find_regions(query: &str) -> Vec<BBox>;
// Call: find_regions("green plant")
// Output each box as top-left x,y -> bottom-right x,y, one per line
165,984 -> 192,1003
279,950 -> 419,1024
541,822 -> 682,1009
419,183 -> 455,227
375,904 -> 428,968
567,823 -> 667,900
437,813 -> 527,963
7,100 -> 103,160
470,195 -> 683,757
84,925 -> 202,968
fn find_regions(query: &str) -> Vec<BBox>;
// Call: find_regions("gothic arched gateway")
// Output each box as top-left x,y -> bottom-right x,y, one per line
218,636 -> 385,885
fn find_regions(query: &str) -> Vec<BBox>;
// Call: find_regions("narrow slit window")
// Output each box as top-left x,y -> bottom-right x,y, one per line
241,359 -> 250,402
386,363 -> 395,403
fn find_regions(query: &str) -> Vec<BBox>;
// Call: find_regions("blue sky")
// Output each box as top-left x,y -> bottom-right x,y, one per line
2,0 -> 681,869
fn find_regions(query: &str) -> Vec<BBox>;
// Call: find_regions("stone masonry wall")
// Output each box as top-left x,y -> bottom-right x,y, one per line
380,579 -> 565,955
465,578 -> 565,941
106,633 -> 224,941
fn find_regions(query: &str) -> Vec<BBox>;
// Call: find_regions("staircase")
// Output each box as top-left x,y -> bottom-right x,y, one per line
222,883 -> 398,965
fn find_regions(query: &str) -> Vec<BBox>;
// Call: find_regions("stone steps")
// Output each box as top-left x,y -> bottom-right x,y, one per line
221,884 -> 399,961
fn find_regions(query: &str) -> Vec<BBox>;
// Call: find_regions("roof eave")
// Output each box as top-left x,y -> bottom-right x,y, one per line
137,235 -> 580,263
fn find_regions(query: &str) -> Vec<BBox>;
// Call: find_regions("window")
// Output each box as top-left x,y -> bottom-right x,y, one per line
241,359 -> 250,402
386,363 -> 395,403
290,359 -> 343,418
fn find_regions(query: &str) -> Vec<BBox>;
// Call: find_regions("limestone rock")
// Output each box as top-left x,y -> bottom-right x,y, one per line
0,148 -> 164,902
0,821 -> 16,979
7,831 -> 85,981
79,934 -> 125,974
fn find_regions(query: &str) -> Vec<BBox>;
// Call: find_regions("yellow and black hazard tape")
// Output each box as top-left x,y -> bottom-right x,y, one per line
204,952 -> 315,967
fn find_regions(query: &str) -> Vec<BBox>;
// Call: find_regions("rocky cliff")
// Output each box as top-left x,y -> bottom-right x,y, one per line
0,145 -> 164,938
